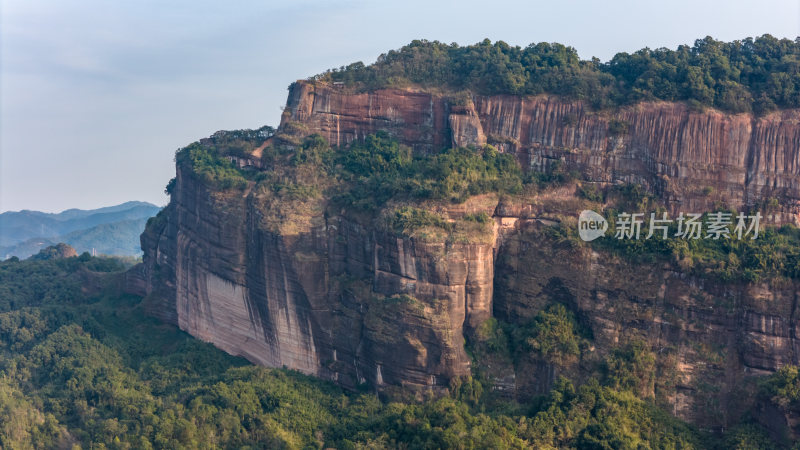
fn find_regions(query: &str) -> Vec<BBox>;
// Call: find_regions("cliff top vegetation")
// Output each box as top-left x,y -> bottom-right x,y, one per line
172,126 -> 800,274
316,35 -> 800,114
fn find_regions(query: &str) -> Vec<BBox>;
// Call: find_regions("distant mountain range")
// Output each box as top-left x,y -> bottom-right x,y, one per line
0,201 -> 161,259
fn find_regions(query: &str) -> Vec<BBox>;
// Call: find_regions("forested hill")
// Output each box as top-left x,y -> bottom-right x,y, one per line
0,201 -> 160,258
316,35 -> 800,114
1,255 -> 796,448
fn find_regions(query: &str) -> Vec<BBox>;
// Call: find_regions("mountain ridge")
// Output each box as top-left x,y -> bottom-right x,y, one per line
0,202 -> 160,258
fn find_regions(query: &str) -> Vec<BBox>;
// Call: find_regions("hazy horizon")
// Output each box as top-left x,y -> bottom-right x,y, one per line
0,199 -> 162,215
2,0 -> 798,213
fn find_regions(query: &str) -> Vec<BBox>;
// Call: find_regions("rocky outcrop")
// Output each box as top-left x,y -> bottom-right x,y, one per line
138,163 -> 495,390
283,81 -> 800,224
494,221 -> 800,427
140,81 -> 800,429
283,83 -> 450,153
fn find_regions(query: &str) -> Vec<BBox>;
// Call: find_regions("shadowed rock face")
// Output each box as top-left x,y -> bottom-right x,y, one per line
284,81 -> 800,224
494,222 -> 800,428
140,81 -> 800,429
138,163 -> 491,391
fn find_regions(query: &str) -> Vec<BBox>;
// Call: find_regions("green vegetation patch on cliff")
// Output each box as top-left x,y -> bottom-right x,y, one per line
594,216 -> 800,283
174,126 -> 275,191
331,132 -> 523,210
539,183 -> 800,283
513,303 -> 587,367
384,206 -> 493,243
318,35 -> 800,114
222,130 -> 521,237
387,206 -> 452,235
177,142 -> 250,190
171,125 -> 527,238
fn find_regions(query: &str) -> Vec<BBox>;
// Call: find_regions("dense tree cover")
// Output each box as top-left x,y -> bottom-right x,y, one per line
510,303 -> 586,366
553,214 -> 800,283
173,126 -> 277,191
180,129 -> 525,214
331,132 -> 523,209
177,125 -> 523,202
763,365 -> 800,409
556,183 -> 800,282
599,215 -> 800,283
3,254 -> 791,448
671,223 -> 800,282
722,424 -> 780,450
0,253 -> 124,311
175,143 -> 251,191
318,35 -> 800,114
519,377 -> 701,449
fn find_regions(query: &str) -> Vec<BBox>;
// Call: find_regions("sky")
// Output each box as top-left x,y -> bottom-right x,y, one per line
1,0 -> 798,213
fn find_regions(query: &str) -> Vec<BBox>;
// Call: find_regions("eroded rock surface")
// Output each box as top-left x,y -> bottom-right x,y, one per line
139,82 -> 800,429
284,81 -> 800,223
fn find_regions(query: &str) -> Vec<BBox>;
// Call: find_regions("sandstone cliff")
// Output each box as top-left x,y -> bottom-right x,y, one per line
138,162 -> 497,390
283,81 -> 800,224
494,221 -> 800,427
138,82 -> 800,431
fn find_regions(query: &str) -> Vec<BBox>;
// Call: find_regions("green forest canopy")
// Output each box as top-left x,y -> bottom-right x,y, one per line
317,35 -> 800,114
1,255 -> 791,448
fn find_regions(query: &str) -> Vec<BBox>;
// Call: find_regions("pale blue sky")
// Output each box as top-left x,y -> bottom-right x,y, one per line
2,0 -> 798,212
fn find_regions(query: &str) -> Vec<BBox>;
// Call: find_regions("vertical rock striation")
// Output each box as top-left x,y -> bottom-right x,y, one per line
283,81 -> 800,223
140,80 -> 800,428
139,164 -> 494,390
494,222 -> 800,427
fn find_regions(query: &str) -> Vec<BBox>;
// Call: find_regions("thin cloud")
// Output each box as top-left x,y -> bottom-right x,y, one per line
1,0 -> 797,212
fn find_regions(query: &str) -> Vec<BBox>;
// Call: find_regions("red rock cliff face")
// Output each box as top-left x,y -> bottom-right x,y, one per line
494,221 -> 800,428
139,163 -> 493,391
140,81 -> 800,431
283,81 -> 800,224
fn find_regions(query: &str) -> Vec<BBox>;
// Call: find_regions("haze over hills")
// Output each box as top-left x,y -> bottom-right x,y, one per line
0,201 -> 161,259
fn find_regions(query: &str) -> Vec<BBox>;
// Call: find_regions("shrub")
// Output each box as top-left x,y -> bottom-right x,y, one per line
513,303 -> 583,366
463,212 -> 491,224
608,118 -> 629,136
605,340 -> 656,396
761,365 -> 800,409
578,183 -> 604,202
388,207 -> 452,235
175,143 -> 248,190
